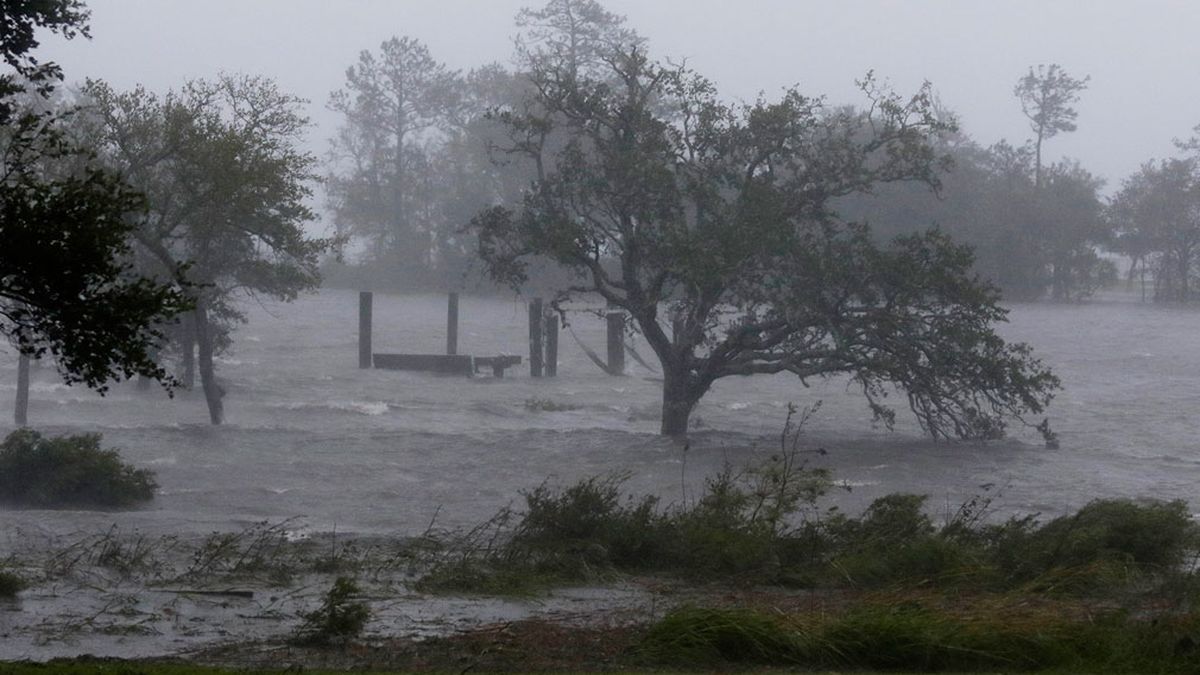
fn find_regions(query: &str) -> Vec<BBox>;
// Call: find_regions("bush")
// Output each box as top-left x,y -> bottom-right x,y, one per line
0,429 -> 157,508
1019,498 -> 1196,574
293,576 -> 371,645
0,570 -> 26,597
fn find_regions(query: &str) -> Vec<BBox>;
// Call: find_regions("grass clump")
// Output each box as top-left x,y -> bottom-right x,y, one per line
0,429 -> 157,508
638,606 -> 809,666
292,576 -> 371,646
0,569 -> 26,597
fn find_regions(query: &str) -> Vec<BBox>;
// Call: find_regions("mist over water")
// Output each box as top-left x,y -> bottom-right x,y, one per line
1,288 -> 1197,540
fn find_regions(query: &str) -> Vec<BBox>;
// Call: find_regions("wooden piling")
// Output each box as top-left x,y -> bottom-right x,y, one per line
359,291 -> 373,369
15,353 -> 30,426
606,311 -> 625,375
529,297 -> 544,378
544,313 -> 559,377
447,292 -> 459,355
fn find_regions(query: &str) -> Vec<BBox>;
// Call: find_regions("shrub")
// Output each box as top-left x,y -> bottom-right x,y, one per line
293,576 -> 371,645
0,430 -> 157,508
1023,498 -> 1196,572
0,570 -> 26,597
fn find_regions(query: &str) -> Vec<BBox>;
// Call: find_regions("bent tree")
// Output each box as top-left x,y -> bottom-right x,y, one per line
474,50 -> 1059,437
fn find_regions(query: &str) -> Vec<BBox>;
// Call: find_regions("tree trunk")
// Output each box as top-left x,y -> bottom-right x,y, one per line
181,312 -> 196,389
193,302 -> 224,425
660,369 -> 698,436
1179,254 -> 1190,302
14,353 -> 30,427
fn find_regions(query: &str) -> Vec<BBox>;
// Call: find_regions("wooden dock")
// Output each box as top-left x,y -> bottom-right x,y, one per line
372,353 -> 522,378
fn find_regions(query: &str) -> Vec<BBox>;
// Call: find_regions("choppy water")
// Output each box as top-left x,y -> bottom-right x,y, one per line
3,288 -> 1200,539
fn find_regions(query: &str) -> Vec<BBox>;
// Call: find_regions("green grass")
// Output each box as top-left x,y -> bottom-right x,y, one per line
638,604 -> 1200,673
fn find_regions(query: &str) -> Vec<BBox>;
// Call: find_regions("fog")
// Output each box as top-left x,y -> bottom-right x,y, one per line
7,0 -> 1200,665
46,0 -> 1200,210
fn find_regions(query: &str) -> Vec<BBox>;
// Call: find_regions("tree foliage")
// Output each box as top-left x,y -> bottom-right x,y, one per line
838,89 -> 1109,303
1014,64 -> 1089,189
326,36 -> 461,275
84,75 -> 328,423
1109,156 -> 1200,302
474,44 -> 1059,437
1,0 -> 190,392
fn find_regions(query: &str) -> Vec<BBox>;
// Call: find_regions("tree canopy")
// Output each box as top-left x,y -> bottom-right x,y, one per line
474,45 -> 1059,437
1,0 -> 190,392
84,75 -> 328,422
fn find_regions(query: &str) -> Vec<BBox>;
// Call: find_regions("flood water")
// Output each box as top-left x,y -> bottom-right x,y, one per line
2,288 -> 1199,540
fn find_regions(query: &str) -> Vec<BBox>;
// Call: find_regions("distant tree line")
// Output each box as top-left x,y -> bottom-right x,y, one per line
319,11 -> 1200,306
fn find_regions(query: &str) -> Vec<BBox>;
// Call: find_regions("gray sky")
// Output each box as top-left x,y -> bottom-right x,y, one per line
40,0 -> 1200,219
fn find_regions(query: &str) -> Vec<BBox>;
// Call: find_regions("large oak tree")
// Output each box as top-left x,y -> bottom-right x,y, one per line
474,48 -> 1059,437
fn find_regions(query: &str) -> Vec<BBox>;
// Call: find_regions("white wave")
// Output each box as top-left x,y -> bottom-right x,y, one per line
837,479 -> 881,488
32,382 -> 75,393
330,400 -> 389,416
726,402 -> 751,410
277,400 -> 390,416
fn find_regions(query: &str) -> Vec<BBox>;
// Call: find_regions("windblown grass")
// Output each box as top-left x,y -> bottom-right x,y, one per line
639,603 -> 1200,672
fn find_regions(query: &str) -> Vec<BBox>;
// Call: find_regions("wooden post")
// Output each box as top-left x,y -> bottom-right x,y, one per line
606,311 -> 625,375
446,292 -> 459,355
358,291 -> 373,369
529,297 -> 544,377
544,313 -> 559,377
15,353 -> 30,426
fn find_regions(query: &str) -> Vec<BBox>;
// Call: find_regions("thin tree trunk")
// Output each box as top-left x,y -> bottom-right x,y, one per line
193,302 -> 224,425
1179,254 -> 1190,302
181,312 -> 196,389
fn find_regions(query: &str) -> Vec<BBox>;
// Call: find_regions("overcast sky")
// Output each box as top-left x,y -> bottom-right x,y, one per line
39,0 -> 1200,222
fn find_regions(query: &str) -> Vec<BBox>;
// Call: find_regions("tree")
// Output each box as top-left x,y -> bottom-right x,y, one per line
327,36 -> 460,278
474,49 -> 1059,437
1014,64 -> 1089,190
85,75 -> 328,423
1109,158 -> 1200,302
1,0 -> 190,392
1038,161 -> 1111,301
514,0 -> 644,80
